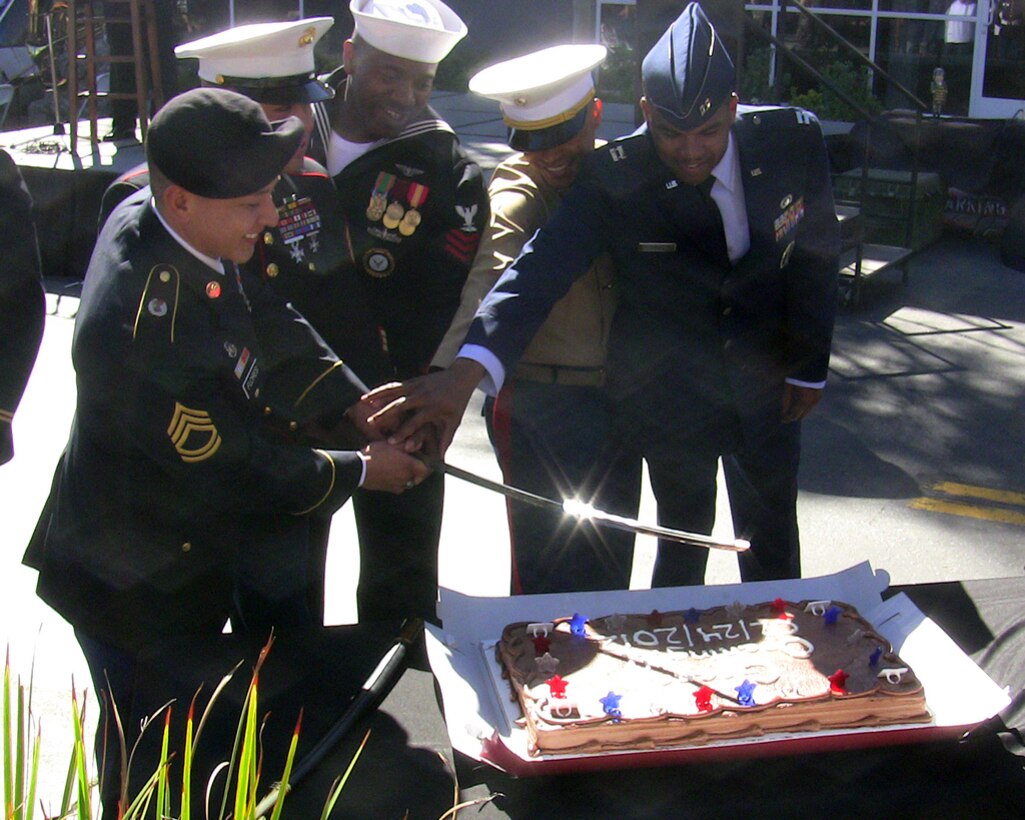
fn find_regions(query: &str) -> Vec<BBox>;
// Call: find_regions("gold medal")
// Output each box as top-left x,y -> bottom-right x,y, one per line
382,200 -> 405,229
366,192 -> 387,221
398,207 -> 422,236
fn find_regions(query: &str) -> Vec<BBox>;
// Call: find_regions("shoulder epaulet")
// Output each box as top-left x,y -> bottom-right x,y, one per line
586,131 -> 657,196
133,263 -> 181,344
738,104 -> 820,128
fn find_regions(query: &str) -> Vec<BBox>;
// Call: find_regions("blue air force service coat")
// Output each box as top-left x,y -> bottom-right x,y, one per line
26,190 -> 369,650
467,106 -> 840,454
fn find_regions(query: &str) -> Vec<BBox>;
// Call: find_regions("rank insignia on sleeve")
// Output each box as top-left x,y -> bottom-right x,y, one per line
455,204 -> 478,232
444,228 -> 480,265
167,402 -> 222,463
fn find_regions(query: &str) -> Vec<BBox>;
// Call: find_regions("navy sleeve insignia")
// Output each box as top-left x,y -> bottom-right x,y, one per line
455,204 -> 478,231
168,402 -> 222,463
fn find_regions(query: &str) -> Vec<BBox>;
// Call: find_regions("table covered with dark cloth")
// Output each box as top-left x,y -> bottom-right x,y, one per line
128,578 -> 1025,818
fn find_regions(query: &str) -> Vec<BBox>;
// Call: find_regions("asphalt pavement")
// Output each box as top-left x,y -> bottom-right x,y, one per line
3,94 -> 1025,808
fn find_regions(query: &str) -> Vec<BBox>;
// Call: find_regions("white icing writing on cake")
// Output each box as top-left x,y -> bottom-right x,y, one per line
604,617 -> 815,660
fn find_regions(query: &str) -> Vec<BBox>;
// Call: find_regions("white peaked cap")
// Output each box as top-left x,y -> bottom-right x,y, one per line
350,0 -> 467,64
175,18 -> 334,83
469,44 -> 607,129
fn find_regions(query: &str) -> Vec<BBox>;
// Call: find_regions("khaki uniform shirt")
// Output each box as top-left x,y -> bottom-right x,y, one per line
432,153 -> 616,379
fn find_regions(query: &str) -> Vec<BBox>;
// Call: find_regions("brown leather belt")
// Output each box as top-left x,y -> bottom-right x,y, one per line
512,362 -> 607,387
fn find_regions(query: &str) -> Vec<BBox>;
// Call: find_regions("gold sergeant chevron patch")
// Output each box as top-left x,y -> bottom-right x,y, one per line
167,402 -> 221,463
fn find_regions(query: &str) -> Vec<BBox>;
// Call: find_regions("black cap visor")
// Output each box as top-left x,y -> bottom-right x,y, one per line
508,105 -> 589,153
217,74 -> 335,105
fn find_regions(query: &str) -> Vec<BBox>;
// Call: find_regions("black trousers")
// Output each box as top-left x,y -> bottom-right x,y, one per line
649,419 -> 802,587
305,472 -> 444,626
487,381 -> 643,594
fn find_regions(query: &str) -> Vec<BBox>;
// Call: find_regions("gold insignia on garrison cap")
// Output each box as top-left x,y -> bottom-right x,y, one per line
168,402 -> 222,463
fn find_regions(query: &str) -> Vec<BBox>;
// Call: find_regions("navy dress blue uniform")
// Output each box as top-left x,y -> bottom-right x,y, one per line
465,108 -> 839,587
310,72 -> 489,621
0,149 -> 45,465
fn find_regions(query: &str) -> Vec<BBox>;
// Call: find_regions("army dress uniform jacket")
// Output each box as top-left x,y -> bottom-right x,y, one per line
26,189 -> 368,650
432,152 -> 616,380
311,89 -> 489,379
466,106 -> 840,454
0,150 -> 45,464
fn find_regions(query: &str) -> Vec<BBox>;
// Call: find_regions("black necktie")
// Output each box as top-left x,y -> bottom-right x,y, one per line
696,175 -> 728,265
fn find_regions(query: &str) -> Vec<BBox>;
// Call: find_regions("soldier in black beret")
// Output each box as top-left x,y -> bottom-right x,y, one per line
370,2 -> 840,590
24,87 -> 428,813
0,149 -> 45,466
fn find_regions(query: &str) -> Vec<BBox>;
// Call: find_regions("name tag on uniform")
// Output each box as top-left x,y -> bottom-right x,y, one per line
637,242 -> 677,253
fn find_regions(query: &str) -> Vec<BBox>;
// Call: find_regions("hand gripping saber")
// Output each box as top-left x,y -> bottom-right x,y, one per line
437,461 -> 749,553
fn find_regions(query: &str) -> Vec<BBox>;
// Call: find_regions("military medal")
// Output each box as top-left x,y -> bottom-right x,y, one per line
366,172 -> 395,222
399,182 -> 428,236
382,199 -> 405,229
366,193 -> 387,221
277,194 -> 322,264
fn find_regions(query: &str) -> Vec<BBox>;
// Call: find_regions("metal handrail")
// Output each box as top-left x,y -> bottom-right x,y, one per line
747,0 -> 930,299
780,0 -> 930,114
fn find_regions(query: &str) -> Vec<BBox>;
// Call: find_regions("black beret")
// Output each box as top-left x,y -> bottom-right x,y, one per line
145,88 -> 304,198
641,2 -> 735,131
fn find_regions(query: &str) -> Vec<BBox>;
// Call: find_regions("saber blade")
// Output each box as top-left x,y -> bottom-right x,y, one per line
438,462 -> 749,553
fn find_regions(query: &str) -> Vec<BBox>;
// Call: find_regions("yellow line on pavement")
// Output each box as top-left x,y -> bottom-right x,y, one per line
929,482 -> 1025,508
910,497 -> 1025,526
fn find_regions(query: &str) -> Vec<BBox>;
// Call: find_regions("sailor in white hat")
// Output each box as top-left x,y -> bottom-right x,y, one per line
430,44 -> 643,595
312,0 -> 468,163
306,0 -> 488,625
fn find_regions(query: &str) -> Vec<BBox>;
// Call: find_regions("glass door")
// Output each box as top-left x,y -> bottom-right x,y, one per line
970,0 -> 1025,117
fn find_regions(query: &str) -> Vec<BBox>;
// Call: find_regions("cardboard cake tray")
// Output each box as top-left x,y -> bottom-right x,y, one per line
425,562 -> 1011,777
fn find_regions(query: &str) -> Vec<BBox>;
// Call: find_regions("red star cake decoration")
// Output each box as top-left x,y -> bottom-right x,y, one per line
828,669 -> 850,694
547,675 -> 568,698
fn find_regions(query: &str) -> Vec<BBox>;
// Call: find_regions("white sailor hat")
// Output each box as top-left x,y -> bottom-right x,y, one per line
175,18 -> 335,104
469,44 -> 606,152
350,0 -> 466,64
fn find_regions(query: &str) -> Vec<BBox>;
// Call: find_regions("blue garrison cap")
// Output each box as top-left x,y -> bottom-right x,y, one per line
641,2 -> 735,131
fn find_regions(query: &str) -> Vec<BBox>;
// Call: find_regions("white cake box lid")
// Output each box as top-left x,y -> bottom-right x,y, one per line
426,562 -> 1012,775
